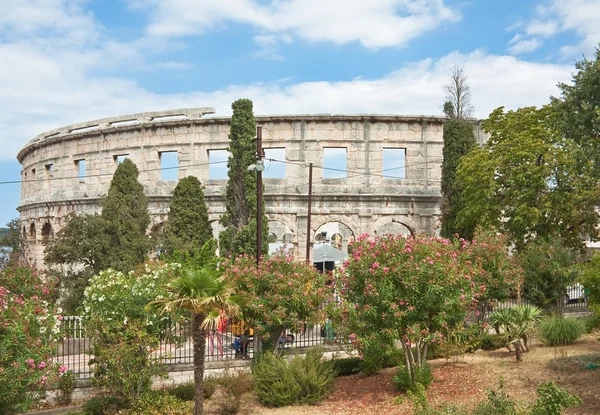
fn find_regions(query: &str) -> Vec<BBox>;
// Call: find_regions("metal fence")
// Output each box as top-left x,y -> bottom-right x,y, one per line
495,285 -> 589,310
54,316 -> 340,380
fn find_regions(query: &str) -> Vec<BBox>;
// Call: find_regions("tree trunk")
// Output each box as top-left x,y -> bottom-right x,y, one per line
513,340 -> 522,361
193,313 -> 206,415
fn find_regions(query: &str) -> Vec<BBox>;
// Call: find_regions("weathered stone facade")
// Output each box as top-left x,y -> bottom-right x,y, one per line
17,108 -> 485,266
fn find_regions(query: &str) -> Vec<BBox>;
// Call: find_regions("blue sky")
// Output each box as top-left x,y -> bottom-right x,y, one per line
1,0 -> 599,225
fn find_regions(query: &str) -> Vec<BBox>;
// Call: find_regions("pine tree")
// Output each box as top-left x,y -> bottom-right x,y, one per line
101,158 -> 151,271
219,99 -> 268,257
162,176 -> 212,258
440,118 -> 476,238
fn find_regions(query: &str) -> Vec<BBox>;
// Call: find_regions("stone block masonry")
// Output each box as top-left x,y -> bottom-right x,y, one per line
17,108 -> 484,266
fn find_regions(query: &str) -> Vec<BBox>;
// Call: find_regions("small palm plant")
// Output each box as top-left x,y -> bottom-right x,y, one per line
148,265 -> 245,415
489,305 -> 542,360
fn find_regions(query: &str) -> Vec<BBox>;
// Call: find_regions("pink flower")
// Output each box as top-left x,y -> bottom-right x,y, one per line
349,333 -> 356,339
383,267 -> 389,273
38,361 -> 46,369
26,359 -> 35,369
409,306 -> 414,311
59,365 -> 68,374
40,376 -> 48,385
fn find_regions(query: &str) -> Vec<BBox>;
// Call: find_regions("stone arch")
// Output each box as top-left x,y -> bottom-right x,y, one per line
313,221 -> 356,254
267,221 -> 294,255
371,216 -> 418,237
29,222 -> 36,241
41,222 -> 53,240
310,214 -> 359,237
266,214 -> 298,240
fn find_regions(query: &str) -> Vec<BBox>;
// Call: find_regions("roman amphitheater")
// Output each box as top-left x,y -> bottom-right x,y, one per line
17,107 -> 486,266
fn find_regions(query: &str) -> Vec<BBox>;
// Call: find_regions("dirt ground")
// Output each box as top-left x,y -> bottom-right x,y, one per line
226,334 -> 600,415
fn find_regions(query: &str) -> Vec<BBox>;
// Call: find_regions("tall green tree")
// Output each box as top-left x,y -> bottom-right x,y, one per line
219,98 -> 268,257
440,118 -> 476,238
519,236 -> 579,315
552,45 -> 600,179
148,266 -> 243,415
45,159 -> 151,311
101,158 -> 151,271
162,176 -> 212,258
456,105 -> 600,249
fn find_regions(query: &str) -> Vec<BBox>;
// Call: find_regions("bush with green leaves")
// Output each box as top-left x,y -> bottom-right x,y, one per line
529,381 -> 581,415
472,380 -> 517,415
166,381 -> 196,401
83,262 -> 182,403
333,357 -> 362,376
213,371 -> 253,415
538,316 -> 585,346
82,396 -> 127,415
0,263 -> 62,414
121,391 -> 191,415
253,349 -> 335,407
393,363 -> 433,392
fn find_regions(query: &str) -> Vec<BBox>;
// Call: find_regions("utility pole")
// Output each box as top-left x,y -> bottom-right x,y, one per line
256,126 -> 264,265
305,162 -> 313,262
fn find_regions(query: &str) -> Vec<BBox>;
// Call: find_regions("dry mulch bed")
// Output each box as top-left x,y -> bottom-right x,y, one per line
248,334 -> 600,415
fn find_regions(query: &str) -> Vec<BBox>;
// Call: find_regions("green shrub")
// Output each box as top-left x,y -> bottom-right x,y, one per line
165,381 -> 196,401
538,316 -> 586,346
472,380 -> 517,415
529,381 -> 582,415
360,344 -> 405,375
393,363 -> 433,392
82,397 -> 127,415
478,334 -> 507,351
121,391 -> 191,415
58,370 -> 76,406
253,349 -> 335,407
579,315 -> 600,333
406,383 -> 464,415
214,371 -> 253,415
332,357 -> 362,376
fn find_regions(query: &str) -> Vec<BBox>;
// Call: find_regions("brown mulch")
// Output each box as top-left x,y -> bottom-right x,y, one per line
249,334 -> 600,415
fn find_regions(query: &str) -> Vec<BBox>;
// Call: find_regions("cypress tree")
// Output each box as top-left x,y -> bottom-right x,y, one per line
219,98 -> 268,257
101,158 -> 151,271
162,176 -> 212,257
440,117 -> 476,238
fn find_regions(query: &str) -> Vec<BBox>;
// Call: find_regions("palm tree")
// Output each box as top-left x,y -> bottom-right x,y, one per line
148,265 -> 244,415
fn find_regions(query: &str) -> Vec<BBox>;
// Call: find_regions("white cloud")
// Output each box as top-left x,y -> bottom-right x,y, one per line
508,38 -> 543,54
512,0 -> 600,58
137,0 -> 461,49
0,44 -> 573,160
0,0 -> 576,162
526,20 -> 558,37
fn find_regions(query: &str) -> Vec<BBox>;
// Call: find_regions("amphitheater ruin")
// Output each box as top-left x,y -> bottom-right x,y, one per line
17,107 -> 486,266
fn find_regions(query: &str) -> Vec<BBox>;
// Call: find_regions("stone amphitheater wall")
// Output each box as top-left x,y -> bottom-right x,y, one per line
17,108 -> 482,266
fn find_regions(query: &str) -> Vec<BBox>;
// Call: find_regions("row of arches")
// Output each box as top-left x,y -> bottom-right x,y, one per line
26,216 -> 416,253
22,221 -> 54,242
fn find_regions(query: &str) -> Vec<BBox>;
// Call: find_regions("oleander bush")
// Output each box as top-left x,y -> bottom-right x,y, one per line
0,263 -> 63,414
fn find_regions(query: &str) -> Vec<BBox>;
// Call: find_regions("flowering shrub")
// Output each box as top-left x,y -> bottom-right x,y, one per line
82,262 -> 182,402
340,233 -> 517,383
221,253 -> 330,352
0,264 -> 62,414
